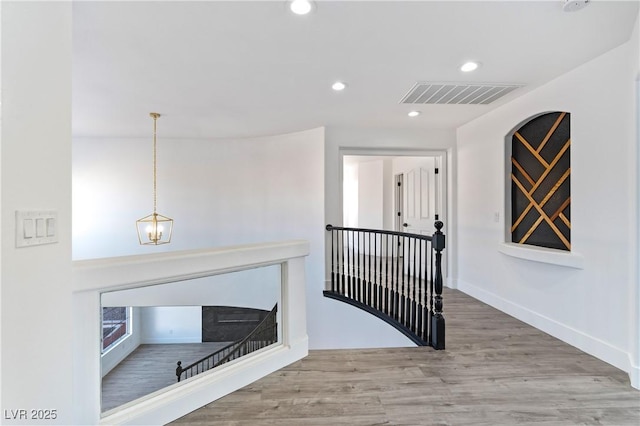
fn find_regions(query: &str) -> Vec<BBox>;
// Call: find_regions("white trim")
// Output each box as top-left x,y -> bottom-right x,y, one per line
630,354 -> 640,389
498,242 -> 584,269
457,279 -> 635,387
139,337 -> 201,344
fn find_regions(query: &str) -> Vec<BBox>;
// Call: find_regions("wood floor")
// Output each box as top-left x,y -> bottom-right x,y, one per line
102,342 -> 231,412
171,288 -> 640,425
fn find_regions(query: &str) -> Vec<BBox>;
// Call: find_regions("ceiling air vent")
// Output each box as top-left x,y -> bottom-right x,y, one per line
400,82 -> 523,105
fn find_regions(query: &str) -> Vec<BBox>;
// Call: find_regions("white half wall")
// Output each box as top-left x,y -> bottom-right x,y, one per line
456,27 -> 639,386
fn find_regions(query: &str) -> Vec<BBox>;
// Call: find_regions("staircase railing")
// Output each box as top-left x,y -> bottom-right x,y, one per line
324,221 -> 445,349
176,304 -> 278,382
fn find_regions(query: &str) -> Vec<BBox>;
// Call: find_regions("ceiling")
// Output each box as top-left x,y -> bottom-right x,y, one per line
72,0 -> 639,139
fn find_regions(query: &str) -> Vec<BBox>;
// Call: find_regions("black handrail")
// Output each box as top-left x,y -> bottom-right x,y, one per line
325,221 -> 445,349
176,304 -> 278,382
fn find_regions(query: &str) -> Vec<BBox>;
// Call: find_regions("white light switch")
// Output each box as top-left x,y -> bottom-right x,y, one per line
36,218 -> 45,237
23,219 -> 34,238
46,218 -> 56,237
16,210 -> 58,248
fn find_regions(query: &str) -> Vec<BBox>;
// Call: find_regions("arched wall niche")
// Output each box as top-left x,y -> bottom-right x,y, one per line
505,111 -> 571,251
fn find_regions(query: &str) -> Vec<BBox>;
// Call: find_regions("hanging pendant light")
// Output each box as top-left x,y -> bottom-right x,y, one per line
136,112 -> 173,245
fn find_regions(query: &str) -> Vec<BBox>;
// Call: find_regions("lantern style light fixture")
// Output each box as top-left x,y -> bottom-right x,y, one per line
136,112 -> 173,245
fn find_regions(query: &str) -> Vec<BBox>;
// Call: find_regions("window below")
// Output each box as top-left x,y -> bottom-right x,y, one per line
102,306 -> 130,352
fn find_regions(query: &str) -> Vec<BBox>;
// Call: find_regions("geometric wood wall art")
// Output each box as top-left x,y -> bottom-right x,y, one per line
511,112 -> 570,250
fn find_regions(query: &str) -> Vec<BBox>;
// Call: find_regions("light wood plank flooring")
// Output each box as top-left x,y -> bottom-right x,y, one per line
171,288 -> 640,425
102,342 -> 231,412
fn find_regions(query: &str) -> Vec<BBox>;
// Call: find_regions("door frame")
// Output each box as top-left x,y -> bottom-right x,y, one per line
394,173 -> 404,233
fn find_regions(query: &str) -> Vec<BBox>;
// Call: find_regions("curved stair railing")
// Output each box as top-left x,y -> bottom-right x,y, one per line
325,221 -> 445,349
176,304 -> 278,382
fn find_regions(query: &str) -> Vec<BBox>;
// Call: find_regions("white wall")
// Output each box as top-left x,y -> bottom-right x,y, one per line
343,163 -> 358,227
456,26 -> 639,384
382,158 -> 394,231
1,3 -> 73,424
73,128 -> 325,259
74,128 -> 367,349
101,266 -> 281,344
357,159 -> 383,229
139,306 -> 202,344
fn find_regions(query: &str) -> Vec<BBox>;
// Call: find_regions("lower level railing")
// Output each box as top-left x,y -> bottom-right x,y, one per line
176,304 -> 278,382
325,221 -> 445,349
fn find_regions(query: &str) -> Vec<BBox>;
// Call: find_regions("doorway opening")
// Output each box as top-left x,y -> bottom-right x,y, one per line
340,150 -> 448,280
342,153 -> 445,236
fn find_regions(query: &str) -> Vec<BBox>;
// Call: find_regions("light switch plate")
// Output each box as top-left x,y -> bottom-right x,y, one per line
16,210 -> 59,248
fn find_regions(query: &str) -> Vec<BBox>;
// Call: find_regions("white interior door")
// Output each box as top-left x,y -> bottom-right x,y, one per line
403,159 -> 438,236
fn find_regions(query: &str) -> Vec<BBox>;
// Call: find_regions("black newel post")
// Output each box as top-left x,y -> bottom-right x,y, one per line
326,225 -> 336,292
431,221 -> 446,350
176,361 -> 183,382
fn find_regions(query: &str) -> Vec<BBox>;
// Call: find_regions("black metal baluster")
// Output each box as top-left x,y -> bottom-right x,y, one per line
367,232 -> 374,308
344,229 -> 348,297
420,238 -> 426,342
376,232 -> 381,310
384,233 -> 390,317
389,233 -> 395,319
373,232 -> 378,310
396,234 -> 401,321
351,230 -> 356,299
407,235 -> 413,329
347,230 -> 351,298
401,235 -> 407,326
338,230 -> 344,296
428,237 -> 434,343
356,231 -> 361,303
411,240 -> 422,333
388,233 -> 392,317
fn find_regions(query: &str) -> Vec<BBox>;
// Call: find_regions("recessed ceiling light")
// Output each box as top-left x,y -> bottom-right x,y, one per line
408,111 -> 421,118
460,61 -> 480,72
290,0 -> 313,15
332,81 -> 347,91
562,0 -> 590,12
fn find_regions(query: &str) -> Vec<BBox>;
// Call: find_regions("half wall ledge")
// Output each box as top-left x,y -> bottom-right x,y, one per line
498,242 -> 584,269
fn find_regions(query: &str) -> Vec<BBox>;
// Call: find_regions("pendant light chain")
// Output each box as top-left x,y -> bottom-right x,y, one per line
152,113 -> 158,215
150,112 -> 160,215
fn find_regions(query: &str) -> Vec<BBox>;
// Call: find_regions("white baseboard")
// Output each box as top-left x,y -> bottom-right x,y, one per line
141,336 -> 201,344
456,279 -> 635,387
629,355 -> 640,389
